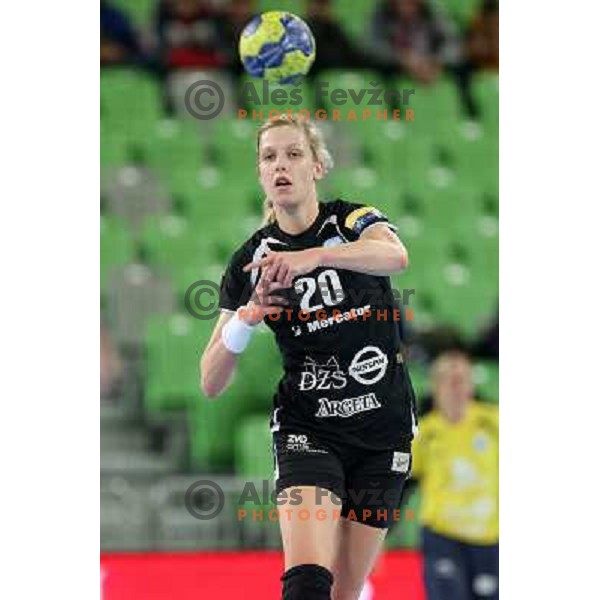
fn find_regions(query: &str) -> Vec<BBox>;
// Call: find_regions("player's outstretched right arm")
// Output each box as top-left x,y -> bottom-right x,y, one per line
199,267 -> 288,399
199,311 -> 240,399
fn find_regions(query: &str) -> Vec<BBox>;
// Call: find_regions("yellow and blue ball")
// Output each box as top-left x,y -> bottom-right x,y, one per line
239,11 -> 316,84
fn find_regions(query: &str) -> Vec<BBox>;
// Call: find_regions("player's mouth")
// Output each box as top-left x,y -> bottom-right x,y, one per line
274,175 -> 293,191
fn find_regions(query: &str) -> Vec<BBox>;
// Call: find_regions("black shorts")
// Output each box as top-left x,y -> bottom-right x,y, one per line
273,429 -> 412,529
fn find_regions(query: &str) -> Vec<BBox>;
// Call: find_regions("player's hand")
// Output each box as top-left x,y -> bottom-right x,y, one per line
242,248 -> 322,288
239,266 -> 290,326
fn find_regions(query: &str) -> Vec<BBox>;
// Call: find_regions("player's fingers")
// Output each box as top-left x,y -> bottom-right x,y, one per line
267,280 -> 291,292
243,255 -> 273,272
282,269 -> 294,288
269,257 -> 287,284
275,263 -> 291,286
267,295 -> 289,306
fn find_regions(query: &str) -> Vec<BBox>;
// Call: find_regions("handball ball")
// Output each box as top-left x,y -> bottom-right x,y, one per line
239,11 -> 316,84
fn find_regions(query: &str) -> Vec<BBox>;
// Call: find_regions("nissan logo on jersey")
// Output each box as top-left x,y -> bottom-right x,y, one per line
348,346 -> 389,385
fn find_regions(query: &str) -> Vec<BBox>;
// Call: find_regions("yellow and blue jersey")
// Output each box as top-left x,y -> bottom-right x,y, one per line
412,401 -> 499,544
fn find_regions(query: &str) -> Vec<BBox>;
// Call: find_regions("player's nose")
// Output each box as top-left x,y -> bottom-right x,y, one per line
274,155 -> 290,171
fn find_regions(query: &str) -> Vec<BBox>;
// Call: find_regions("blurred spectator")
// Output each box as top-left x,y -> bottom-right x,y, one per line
371,0 -> 479,118
305,0 -> 395,75
411,351 -> 499,600
219,0 -> 257,77
101,0 -> 145,67
156,0 -> 229,70
101,322 -> 124,398
467,0 -> 499,71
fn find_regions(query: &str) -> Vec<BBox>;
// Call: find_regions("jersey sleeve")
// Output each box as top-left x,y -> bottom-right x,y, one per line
334,199 -> 398,240
219,245 -> 254,313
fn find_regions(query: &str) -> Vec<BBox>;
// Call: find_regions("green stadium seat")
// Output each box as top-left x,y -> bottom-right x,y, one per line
452,135 -> 498,196
144,120 -> 206,199
100,216 -> 135,290
473,72 -> 499,130
395,76 -> 463,142
140,214 -> 216,271
315,70 -> 381,124
209,118 -> 257,182
101,125 -> 130,169
101,69 -> 163,141
145,313 -> 203,414
235,415 -> 274,479
186,175 -> 261,228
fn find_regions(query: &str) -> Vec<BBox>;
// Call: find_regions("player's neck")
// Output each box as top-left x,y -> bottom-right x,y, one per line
274,197 -> 320,236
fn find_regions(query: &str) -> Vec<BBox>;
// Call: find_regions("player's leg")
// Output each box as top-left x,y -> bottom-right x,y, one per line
331,519 -> 387,600
331,446 -> 411,600
273,431 -> 346,599
422,527 -> 470,600
278,485 -> 342,599
466,541 -> 499,600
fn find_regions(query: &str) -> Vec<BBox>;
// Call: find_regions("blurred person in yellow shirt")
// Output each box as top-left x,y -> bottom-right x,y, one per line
412,351 -> 498,600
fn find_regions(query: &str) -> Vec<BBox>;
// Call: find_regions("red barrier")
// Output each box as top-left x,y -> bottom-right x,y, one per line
100,551 -> 425,599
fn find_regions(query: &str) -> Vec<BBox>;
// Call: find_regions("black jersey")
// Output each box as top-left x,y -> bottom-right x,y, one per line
219,199 -> 417,451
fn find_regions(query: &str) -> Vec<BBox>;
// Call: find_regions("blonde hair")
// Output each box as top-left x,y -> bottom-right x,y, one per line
256,114 -> 334,225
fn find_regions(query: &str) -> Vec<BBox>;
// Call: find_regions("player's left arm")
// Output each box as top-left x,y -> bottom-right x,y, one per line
242,223 -> 408,284
319,222 -> 409,277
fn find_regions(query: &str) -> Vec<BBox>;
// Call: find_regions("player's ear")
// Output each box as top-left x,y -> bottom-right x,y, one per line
313,160 -> 324,181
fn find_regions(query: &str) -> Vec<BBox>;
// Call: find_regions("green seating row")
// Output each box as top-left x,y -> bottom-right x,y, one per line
100,69 -> 499,144
144,312 -> 281,469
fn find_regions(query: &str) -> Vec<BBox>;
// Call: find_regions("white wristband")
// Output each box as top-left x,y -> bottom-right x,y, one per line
221,312 -> 256,354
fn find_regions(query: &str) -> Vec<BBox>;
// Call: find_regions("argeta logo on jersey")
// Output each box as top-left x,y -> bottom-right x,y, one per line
349,346 -> 388,385
299,356 -> 347,391
315,393 -> 382,418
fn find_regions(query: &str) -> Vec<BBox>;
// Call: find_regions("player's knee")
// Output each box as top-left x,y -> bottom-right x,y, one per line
282,564 -> 334,599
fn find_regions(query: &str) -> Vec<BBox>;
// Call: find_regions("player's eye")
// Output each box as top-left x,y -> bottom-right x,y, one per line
262,152 -> 275,161
289,149 -> 302,158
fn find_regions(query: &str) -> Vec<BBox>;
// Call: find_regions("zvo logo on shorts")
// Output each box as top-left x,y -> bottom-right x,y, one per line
286,434 -> 310,453
285,433 -> 329,455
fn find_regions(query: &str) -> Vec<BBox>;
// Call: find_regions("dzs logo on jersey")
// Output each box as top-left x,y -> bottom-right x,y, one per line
299,356 -> 347,391
349,346 -> 389,385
